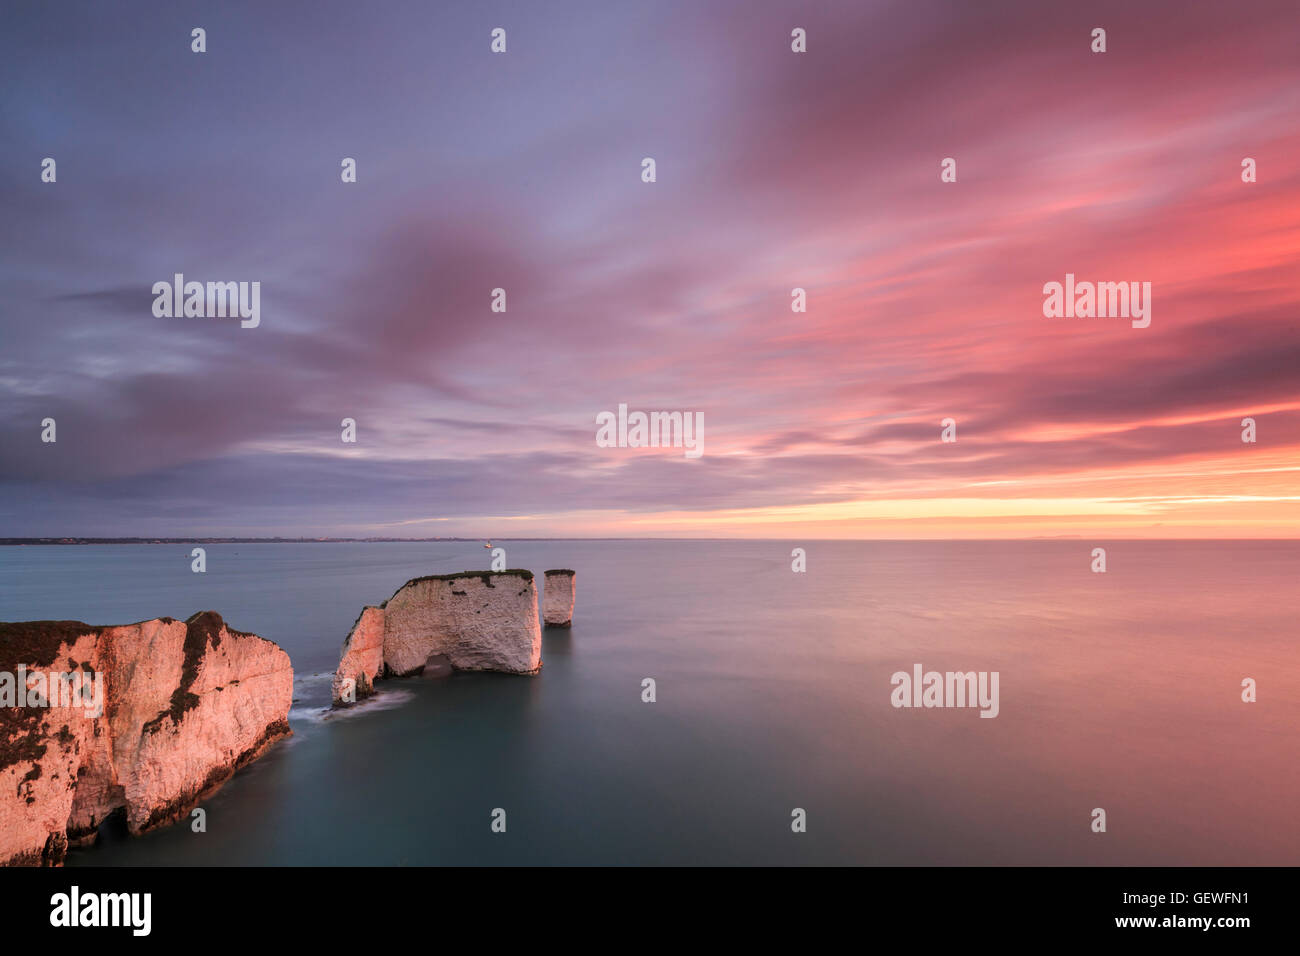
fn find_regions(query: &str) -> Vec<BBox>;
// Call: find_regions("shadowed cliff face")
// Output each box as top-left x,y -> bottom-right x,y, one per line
332,570 -> 543,705
0,612 -> 293,866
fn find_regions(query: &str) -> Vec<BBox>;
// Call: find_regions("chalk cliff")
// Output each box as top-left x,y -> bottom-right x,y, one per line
331,606 -> 385,704
0,612 -> 292,866
543,570 -> 576,627
332,570 -> 542,705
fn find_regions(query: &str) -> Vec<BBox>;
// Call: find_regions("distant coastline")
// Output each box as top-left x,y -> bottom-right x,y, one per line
0,537 -> 622,545
3,536 -> 1296,545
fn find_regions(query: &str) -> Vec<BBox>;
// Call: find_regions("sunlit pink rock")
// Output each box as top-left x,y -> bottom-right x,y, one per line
0,612 -> 292,866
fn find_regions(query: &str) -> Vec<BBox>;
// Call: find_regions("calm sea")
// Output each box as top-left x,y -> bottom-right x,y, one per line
1,540 -> 1296,865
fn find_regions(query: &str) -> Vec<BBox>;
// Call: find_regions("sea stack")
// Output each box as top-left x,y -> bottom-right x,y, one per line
542,570 -> 576,628
332,570 -> 541,705
0,612 -> 292,867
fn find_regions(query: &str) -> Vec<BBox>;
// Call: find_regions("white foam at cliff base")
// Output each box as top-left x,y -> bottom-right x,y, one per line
289,688 -> 418,726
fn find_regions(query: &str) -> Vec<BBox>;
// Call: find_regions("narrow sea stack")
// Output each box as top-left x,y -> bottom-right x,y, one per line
0,612 -> 292,866
332,570 -> 542,705
543,570 -> 576,627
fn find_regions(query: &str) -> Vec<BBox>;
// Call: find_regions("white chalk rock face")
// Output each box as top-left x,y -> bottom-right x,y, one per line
331,606 -> 385,704
331,571 -> 542,705
382,571 -> 542,676
543,570 -> 576,627
0,612 -> 292,867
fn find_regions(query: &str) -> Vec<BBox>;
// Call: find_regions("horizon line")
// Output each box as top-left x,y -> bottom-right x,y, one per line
4,536 -> 1300,545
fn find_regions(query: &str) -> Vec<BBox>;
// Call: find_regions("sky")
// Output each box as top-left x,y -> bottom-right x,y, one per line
1,0 -> 1298,538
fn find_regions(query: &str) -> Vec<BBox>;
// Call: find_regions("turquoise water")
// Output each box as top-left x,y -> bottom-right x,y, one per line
1,540 -> 1297,865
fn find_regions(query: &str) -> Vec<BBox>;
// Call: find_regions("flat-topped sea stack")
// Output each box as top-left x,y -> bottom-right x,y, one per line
543,570 -> 576,627
332,570 -> 542,705
0,611 -> 292,867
